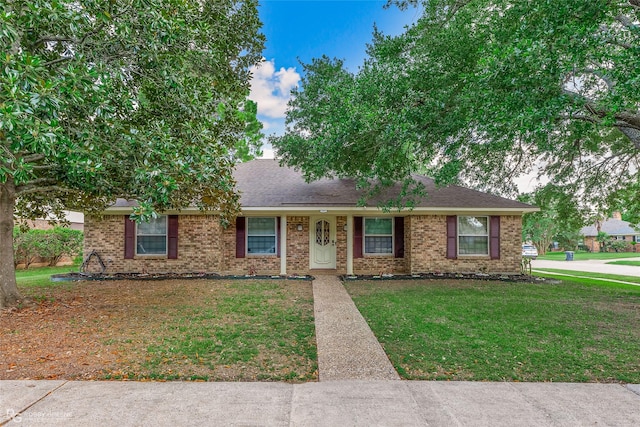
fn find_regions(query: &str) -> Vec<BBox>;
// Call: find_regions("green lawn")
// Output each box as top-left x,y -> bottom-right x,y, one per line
538,251 -> 640,261
607,260 -> 640,267
532,268 -> 640,285
345,279 -> 640,383
15,263 -> 80,287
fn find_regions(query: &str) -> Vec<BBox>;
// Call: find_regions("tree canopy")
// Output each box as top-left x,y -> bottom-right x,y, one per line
0,0 -> 265,307
272,0 -> 639,219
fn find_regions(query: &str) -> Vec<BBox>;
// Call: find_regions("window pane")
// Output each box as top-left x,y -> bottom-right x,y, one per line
247,236 -> 276,254
137,236 -> 167,254
138,216 -> 167,235
365,218 -> 392,234
248,217 -> 275,235
459,236 -> 489,255
365,236 -> 393,254
458,216 -> 488,235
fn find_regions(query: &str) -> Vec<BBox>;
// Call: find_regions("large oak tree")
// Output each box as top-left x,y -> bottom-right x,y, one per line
273,0 -> 639,222
0,0 -> 265,308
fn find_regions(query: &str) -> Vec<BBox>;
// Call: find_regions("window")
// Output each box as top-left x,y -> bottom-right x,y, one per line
364,218 -> 393,254
247,217 -> 277,255
136,216 -> 167,255
458,216 -> 489,255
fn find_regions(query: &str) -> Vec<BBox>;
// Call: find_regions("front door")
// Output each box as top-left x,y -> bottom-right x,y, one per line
310,216 -> 336,269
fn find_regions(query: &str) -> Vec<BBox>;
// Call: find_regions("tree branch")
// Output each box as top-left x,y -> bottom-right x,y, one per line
15,178 -> 57,194
21,153 -> 46,163
15,185 -> 71,196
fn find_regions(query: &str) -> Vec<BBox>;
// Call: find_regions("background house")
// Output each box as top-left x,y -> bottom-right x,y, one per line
580,212 -> 639,252
83,160 -> 537,276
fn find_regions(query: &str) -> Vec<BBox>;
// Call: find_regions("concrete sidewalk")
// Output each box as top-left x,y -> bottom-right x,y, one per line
2,380 -> 639,426
532,259 -> 640,277
312,275 -> 399,381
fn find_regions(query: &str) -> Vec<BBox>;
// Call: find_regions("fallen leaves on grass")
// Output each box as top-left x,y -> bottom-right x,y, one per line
1,279 -> 317,382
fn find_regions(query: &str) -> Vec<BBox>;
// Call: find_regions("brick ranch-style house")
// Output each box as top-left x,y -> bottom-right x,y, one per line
83,159 -> 537,276
580,212 -> 640,252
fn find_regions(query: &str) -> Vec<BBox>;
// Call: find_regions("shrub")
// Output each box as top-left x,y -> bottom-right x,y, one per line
13,227 -> 83,268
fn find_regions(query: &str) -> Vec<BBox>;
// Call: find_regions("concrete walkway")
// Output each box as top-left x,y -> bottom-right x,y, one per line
2,380 -> 639,426
312,275 -> 399,381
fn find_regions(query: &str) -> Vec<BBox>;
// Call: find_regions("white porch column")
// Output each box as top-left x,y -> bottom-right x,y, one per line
346,215 -> 354,275
280,215 -> 287,276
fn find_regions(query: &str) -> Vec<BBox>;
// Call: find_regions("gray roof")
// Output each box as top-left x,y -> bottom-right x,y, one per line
581,219 -> 640,237
234,159 -> 534,210
110,159 -> 536,212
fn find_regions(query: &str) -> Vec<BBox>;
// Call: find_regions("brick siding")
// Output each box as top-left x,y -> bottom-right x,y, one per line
84,214 -> 523,275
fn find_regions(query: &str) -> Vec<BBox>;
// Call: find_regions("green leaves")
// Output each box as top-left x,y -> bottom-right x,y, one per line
1,0 -> 265,219
274,0 -> 639,216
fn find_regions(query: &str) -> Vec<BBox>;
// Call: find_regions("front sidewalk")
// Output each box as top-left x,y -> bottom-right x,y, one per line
2,380 -> 640,426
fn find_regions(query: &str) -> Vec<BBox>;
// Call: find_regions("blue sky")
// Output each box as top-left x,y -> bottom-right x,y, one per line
250,1 -> 420,155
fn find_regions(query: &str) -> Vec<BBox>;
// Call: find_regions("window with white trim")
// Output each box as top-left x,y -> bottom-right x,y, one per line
247,217 -> 277,255
364,217 -> 393,254
458,216 -> 489,255
136,215 -> 167,255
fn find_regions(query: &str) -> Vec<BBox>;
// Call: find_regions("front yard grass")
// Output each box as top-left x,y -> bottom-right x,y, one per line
2,279 -> 317,382
608,260 -> 640,267
345,279 -> 640,383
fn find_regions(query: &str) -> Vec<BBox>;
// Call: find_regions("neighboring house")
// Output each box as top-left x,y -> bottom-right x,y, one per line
19,211 -> 84,231
580,212 -> 640,252
83,159 -> 537,276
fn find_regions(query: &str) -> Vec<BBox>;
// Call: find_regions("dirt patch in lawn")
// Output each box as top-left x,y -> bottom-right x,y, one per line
1,279 -> 317,382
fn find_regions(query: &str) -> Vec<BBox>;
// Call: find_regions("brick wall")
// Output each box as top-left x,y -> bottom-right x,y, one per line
407,215 -> 521,274
84,213 -> 522,275
83,214 -> 224,274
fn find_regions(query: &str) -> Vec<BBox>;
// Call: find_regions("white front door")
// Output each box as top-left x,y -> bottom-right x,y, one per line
310,216 -> 336,269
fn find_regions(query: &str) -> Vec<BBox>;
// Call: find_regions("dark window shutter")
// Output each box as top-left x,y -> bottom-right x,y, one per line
168,215 -> 179,259
394,217 -> 405,258
446,216 -> 457,259
490,216 -> 500,259
236,217 -> 246,258
354,216 -> 363,258
276,217 -> 281,257
124,216 -> 135,259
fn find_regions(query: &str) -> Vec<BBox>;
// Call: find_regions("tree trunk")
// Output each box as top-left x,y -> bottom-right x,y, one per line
0,179 -> 23,308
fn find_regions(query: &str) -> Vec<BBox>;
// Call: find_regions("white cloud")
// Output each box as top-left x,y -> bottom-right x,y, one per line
249,59 -> 300,119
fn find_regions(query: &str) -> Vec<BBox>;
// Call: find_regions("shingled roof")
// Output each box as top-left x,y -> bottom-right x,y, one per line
235,159 -> 535,211
580,218 -> 640,237
109,159 -> 536,212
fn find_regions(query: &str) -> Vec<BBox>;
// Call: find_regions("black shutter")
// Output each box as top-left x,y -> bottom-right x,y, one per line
490,216 -> 500,260
394,217 -> 405,258
168,215 -> 179,259
124,216 -> 135,259
236,217 -> 246,258
446,216 -> 457,259
354,217 -> 363,258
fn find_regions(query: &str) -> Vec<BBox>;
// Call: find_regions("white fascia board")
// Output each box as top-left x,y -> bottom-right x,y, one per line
102,205 -> 539,216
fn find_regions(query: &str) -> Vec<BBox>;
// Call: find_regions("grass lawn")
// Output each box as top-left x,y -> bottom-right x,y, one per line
538,251 -> 640,261
2,278 -> 317,382
15,262 -> 80,287
532,269 -> 640,285
345,279 -> 640,383
608,260 -> 640,267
